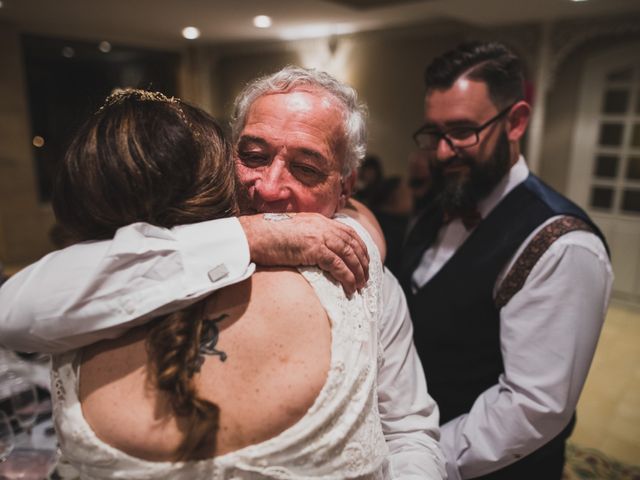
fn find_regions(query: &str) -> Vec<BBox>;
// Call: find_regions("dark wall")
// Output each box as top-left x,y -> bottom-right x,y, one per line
22,34 -> 180,202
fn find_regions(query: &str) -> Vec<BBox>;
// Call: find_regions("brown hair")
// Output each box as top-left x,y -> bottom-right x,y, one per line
53,88 -> 237,240
53,89 -> 237,460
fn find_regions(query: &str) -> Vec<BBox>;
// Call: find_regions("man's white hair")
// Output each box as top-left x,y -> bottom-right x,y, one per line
231,66 -> 368,176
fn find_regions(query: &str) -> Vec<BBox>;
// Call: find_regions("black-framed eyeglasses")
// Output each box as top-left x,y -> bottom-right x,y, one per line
412,103 -> 515,151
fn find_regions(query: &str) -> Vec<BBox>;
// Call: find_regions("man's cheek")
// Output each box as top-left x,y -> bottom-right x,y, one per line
235,181 -> 255,214
235,163 -> 252,184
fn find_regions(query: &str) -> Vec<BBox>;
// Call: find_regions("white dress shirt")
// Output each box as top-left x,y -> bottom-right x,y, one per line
377,267 -> 445,479
412,157 -> 613,479
0,216 -> 445,479
0,218 -> 254,353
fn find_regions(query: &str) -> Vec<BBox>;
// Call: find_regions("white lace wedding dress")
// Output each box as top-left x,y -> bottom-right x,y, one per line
51,219 -> 389,479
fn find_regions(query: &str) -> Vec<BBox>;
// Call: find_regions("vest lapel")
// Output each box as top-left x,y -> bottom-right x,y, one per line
400,206 -> 443,288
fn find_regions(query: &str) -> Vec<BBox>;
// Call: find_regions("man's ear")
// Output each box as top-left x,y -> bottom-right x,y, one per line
339,171 -> 357,209
507,101 -> 530,142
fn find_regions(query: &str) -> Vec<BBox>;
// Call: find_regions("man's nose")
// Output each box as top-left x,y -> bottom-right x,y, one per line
435,136 -> 457,162
254,162 -> 290,201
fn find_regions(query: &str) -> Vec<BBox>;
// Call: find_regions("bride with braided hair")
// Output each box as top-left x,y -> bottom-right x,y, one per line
50,89 -> 388,479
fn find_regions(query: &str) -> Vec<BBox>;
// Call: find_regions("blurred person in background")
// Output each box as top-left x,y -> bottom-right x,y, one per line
369,176 -> 413,271
407,149 -> 433,214
354,154 -> 384,207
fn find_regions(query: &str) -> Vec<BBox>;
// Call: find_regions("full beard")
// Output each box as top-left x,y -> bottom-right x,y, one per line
429,132 -> 511,215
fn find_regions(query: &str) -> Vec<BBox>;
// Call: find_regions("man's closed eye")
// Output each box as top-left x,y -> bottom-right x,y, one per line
238,151 -> 269,167
291,163 -> 328,185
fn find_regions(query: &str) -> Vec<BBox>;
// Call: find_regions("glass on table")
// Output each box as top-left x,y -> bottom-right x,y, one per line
0,448 -> 59,479
0,411 -> 15,462
9,380 -> 39,440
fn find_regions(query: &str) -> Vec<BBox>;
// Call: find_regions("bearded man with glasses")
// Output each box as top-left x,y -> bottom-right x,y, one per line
392,41 -> 613,480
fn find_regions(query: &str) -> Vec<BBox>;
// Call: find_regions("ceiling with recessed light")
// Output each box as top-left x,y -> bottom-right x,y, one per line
0,0 -> 638,48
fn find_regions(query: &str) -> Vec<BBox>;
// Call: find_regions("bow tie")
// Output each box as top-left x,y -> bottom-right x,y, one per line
442,208 -> 482,230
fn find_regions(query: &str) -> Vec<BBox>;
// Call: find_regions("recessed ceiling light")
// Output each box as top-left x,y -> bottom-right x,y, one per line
253,15 -> 272,29
98,41 -> 112,53
62,46 -> 75,58
32,136 -> 45,148
182,26 -> 200,40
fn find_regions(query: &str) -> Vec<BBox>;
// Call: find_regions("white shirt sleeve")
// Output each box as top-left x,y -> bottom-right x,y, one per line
0,218 -> 254,353
334,216 -> 446,480
378,269 -> 447,479
440,231 -> 613,480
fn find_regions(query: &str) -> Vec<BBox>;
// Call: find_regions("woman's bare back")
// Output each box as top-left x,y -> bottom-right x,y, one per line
79,267 -> 331,461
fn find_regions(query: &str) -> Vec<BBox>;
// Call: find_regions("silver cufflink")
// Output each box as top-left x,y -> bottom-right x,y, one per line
208,264 -> 229,283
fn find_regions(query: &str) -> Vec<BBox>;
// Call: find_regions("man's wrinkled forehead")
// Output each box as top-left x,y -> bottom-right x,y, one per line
284,86 -> 348,169
242,87 -> 347,171
268,85 -> 343,114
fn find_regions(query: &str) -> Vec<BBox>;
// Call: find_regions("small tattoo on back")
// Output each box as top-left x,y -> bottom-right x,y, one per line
192,313 -> 228,374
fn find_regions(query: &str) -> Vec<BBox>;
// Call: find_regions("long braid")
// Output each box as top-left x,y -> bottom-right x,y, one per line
146,301 -> 220,460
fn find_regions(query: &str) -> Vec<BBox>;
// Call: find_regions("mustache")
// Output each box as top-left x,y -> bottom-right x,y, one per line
441,156 -> 470,167
432,155 -> 473,173
235,187 -> 290,215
